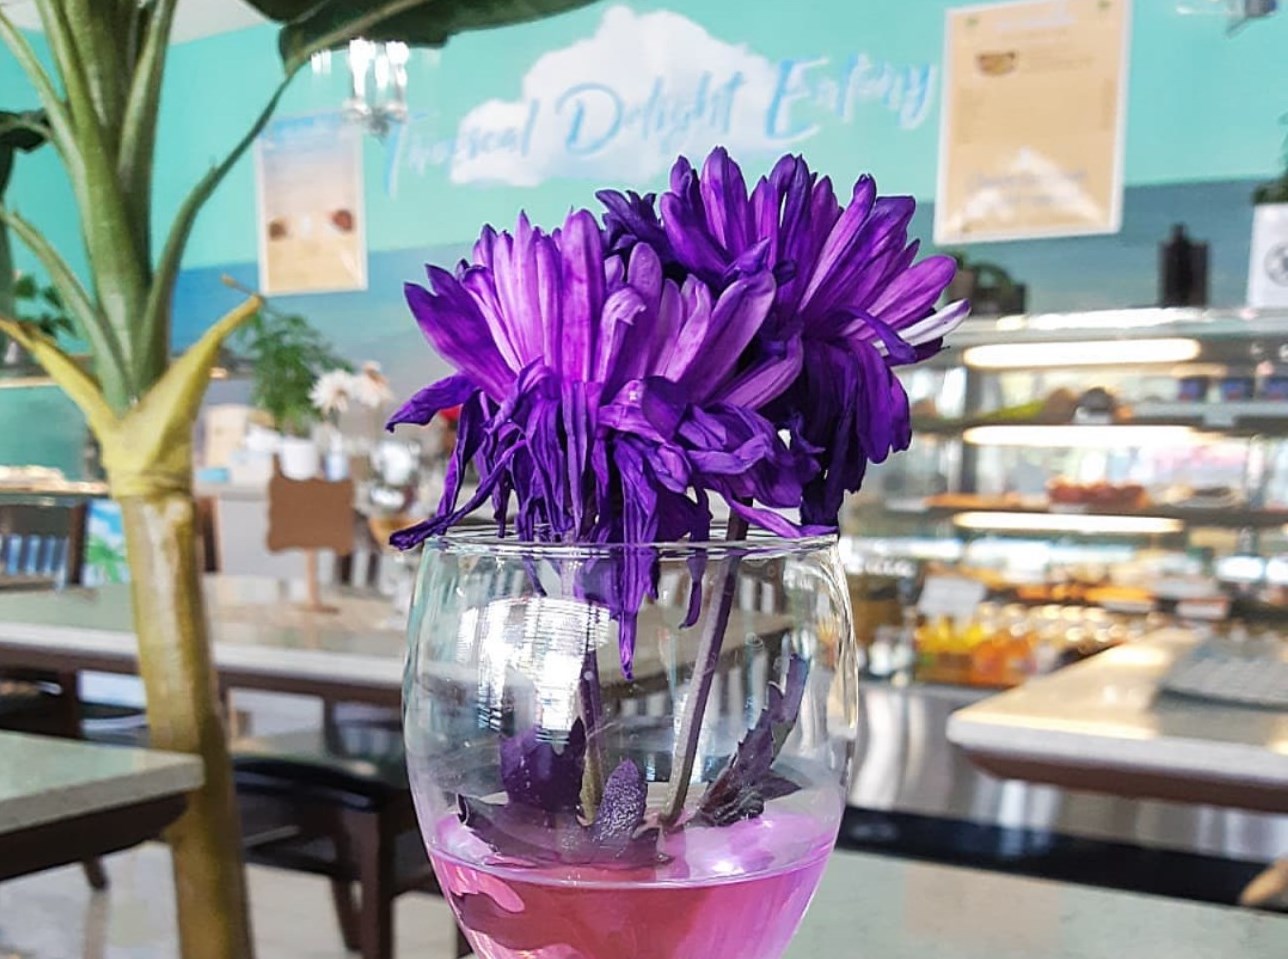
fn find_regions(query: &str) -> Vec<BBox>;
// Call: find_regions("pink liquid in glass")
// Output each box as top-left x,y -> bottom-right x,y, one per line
429,812 -> 834,959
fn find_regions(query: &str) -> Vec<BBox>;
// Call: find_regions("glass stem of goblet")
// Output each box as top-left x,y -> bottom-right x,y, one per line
660,511 -> 750,825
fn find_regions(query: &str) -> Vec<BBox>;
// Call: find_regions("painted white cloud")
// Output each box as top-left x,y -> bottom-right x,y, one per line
448,5 -> 786,186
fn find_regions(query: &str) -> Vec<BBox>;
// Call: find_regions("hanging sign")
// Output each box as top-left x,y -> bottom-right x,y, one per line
255,113 -> 368,294
935,0 -> 1131,244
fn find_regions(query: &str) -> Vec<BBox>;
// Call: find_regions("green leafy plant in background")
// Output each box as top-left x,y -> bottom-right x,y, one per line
238,308 -> 351,437
13,274 -> 75,341
0,2 -> 598,956
0,108 -> 49,353
1253,114 -> 1288,205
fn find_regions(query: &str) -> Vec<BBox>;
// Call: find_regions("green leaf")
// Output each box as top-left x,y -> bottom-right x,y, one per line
0,110 -> 49,153
12,274 -> 38,299
242,0 -> 600,69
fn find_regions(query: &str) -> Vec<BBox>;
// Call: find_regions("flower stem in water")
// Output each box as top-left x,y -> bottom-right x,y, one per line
661,513 -> 749,825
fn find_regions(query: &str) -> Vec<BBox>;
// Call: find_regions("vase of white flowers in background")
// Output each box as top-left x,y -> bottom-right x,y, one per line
311,361 -> 397,482
310,368 -> 356,481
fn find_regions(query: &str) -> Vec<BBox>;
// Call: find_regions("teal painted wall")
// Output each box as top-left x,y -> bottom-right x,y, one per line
6,1 -> 1287,276
155,0 -> 1288,269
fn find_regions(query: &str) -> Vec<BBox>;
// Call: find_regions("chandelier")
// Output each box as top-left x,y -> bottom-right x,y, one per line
310,39 -> 410,139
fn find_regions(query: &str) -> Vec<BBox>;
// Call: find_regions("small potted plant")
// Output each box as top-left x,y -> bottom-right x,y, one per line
1249,116 -> 1288,309
236,306 -> 349,480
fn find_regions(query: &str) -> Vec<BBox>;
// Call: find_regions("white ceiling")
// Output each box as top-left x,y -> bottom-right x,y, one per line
1,0 -> 267,43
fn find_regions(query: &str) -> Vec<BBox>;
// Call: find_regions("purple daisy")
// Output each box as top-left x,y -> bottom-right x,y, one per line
598,147 -> 969,525
388,209 -> 820,673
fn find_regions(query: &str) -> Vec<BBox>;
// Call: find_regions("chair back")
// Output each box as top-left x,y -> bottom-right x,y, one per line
0,501 -> 88,588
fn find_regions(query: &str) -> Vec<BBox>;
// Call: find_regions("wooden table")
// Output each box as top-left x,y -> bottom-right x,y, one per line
947,630 -> 1288,814
0,731 -> 201,881
0,574 -> 791,707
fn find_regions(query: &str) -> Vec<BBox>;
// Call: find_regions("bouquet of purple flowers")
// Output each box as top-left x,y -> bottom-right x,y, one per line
392,147 -> 967,677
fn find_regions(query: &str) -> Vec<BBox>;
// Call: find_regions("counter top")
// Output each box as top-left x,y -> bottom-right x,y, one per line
781,849 -> 1287,959
947,629 -> 1288,811
0,732 -> 202,835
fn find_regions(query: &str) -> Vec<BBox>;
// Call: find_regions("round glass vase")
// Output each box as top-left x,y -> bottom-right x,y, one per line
404,530 -> 858,959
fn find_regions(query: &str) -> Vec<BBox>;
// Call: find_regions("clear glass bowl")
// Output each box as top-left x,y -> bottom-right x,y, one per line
404,530 -> 858,959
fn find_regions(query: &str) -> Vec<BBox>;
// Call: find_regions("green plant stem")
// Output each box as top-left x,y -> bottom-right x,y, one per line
120,492 -> 253,959
661,512 -> 750,826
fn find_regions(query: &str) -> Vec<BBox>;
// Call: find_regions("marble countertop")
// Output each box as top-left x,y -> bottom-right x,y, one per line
0,732 -> 202,835
0,574 -> 791,692
0,575 -> 409,690
947,629 -> 1288,794
779,850 -> 1288,959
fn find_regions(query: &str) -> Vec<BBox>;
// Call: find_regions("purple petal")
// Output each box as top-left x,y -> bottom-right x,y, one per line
406,278 -> 514,398
679,271 -> 775,401
797,175 -> 876,313
718,333 -> 803,410
699,146 -> 752,253
655,277 -> 713,383
900,298 -> 971,347
558,210 -> 605,379
386,374 -> 476,430
500,720 -> 586,813
868,254 -> 957,328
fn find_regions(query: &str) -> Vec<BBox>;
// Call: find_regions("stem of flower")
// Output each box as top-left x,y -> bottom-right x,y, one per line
578,638 -> 607,820
660,511 -> 750,826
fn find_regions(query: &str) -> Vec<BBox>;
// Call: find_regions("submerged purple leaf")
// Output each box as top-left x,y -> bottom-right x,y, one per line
499,721 -> 586,813
458,757 -> 664,869
696,656 -> 810,826
590,759 -> 648,845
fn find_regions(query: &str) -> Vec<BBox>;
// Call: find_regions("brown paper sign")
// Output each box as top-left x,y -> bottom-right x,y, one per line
266,469 -> 355,556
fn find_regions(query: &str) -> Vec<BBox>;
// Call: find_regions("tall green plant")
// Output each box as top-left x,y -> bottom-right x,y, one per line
0,3 -> 596,957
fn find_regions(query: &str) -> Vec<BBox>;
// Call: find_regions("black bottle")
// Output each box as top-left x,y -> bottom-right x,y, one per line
1159,223 -> 1209,307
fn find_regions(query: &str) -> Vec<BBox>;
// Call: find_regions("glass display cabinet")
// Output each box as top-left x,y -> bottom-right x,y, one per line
842,306 -> 1288,688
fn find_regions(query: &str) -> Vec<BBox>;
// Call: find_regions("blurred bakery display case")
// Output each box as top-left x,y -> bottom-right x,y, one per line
843,305 -> 1288,690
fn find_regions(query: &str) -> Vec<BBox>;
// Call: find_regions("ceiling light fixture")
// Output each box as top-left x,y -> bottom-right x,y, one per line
962,337 -> 1201,370
962,424 -> 1209,448
953,511 -> 1184,536
311,39 -> 410,139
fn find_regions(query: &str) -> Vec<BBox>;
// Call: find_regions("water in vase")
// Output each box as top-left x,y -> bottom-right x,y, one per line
430,807 -> 835,959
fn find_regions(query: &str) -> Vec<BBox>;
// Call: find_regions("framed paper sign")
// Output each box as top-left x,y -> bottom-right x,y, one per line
255,112 -> 368,294
934,0 -> 1131,244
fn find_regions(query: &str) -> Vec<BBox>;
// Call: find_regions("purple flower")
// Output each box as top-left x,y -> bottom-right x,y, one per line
599,148 -> 969,525
389,209 -> 824,675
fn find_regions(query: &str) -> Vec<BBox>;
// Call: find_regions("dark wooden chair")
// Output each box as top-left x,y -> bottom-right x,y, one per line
0,500 -> 107,889
233,722 -> 471,959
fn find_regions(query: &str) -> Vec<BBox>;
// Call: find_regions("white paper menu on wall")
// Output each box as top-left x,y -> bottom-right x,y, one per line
934,0 -> 1131,244
254,112 -> 368,294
